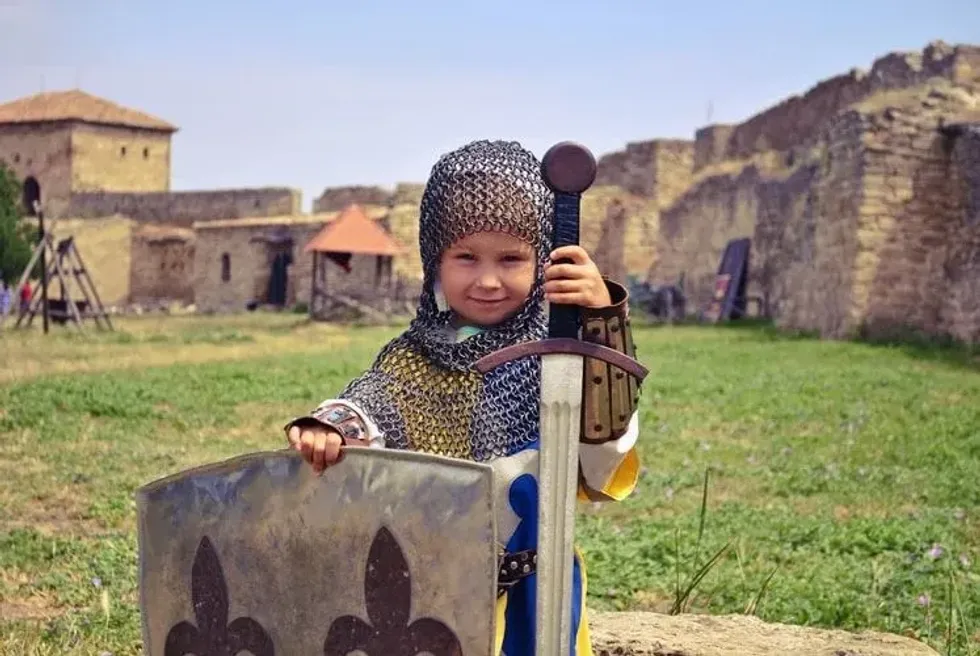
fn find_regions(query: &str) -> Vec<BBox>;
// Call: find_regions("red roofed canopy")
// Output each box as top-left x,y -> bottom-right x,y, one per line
305,203 -> 402,256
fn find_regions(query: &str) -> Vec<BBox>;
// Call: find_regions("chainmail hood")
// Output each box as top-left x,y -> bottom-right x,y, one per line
411,139 -> 555,366
338,140 -> 555,460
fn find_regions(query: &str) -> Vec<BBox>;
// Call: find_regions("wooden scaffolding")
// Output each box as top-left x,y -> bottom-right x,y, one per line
1,208 -> 114,332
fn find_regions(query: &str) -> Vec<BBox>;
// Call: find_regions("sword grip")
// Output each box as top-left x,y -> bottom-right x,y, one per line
548,193 -> 582,340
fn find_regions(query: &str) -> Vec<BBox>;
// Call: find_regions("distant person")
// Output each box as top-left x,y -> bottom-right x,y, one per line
19,281 -> 32,314
0,282 -> 10,317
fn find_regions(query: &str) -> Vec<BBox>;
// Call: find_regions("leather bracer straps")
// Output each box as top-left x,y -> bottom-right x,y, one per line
283,402 -> 371,444
580,279 -> 640,444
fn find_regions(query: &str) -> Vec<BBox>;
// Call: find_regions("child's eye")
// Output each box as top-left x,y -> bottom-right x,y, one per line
454,252 -> 476,261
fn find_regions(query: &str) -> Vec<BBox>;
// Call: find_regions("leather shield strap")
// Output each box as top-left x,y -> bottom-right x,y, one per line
473,338 -> 649,381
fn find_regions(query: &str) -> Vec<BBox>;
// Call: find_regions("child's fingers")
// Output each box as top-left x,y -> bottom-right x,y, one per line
324,433 -> 343,465
309,431 -> 343,474
543,263 -> 587,281
312,433 -> 330,472
287,426 -> 301,449
544,279 -> 584,294
549,245 -> 590,264
300,431 -> 316,465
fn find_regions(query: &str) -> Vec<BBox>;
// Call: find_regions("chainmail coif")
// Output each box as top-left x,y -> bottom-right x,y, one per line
338,140 -> 555,461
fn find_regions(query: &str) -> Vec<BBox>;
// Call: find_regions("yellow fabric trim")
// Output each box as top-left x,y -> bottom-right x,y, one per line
602,448 -> 640,500
577,447 -> 640,502
494,593 -> 508,655
574,546 -> 594,655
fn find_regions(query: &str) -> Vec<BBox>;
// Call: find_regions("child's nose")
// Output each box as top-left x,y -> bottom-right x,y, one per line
475,269 -> 502,289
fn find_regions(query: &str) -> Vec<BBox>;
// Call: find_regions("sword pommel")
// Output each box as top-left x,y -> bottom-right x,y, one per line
541,141 -> 597,195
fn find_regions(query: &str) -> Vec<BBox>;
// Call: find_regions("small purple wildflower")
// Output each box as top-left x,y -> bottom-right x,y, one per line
917,593 -> 930,607
927,544 -> 944,560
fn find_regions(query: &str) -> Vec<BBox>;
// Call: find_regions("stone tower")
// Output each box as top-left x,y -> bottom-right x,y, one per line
0,89 -> 178,217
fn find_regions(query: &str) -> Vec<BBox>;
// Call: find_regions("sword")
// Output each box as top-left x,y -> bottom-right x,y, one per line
475,142 -> 647,655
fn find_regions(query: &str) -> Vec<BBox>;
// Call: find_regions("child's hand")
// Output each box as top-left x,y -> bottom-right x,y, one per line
543,246 -> 612,308
287,424 -> 344,474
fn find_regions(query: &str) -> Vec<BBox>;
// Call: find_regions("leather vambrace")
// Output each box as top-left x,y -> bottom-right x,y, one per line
580,279 -> 640,444
283,403 -> 370,444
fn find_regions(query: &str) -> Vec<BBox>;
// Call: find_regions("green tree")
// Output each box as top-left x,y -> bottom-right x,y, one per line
0,164 -> 35,286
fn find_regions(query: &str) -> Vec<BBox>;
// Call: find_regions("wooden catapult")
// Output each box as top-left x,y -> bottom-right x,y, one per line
0,201 -> 113,332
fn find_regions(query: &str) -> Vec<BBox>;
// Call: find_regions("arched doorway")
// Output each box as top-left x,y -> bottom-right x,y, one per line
22,177 -> 41,216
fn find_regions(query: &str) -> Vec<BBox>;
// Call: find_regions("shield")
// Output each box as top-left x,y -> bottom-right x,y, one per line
136,448 -> 498,655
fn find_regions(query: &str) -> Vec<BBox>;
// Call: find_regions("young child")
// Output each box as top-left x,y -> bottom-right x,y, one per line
285,140 -> 641,656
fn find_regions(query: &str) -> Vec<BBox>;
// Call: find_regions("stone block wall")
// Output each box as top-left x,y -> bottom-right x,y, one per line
653,166 -> 764,303
594,139 -> 694,202
129,225 -> 195,306
315,252 -> 398,303
389,183 -> 425,207
592,199 -> 629,284
693,41 -> 980,170
654,79 -> 980,343
595,140 -> 659,197
775,112 -> 867,337
313,185 -> 392,212
847,88 -> 980,342
940,124 -> 980,342
693,124 -> 735,172
193,221 -> 321,313
654,141 -> 696,209
856,105 -> 953,337
70,123 -> 171,193
65,187 -> 302,224
0,123 -> 74,216
40,216 -> 136,307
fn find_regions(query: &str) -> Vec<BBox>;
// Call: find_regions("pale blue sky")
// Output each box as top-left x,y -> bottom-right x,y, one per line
1,1 -> 978,210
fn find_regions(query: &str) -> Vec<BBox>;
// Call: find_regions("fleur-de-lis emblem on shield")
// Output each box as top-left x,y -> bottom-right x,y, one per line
324,526 -> 462,655
164,536 -> 274,656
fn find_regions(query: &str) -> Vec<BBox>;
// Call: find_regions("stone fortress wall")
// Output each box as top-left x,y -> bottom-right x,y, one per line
3,41 -> 978,342
590,40 -> 980,343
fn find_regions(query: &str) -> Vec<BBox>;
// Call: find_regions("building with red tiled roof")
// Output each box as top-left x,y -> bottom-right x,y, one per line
0,89 -> 178,216
303,204 -> 406,319
0,89 -> 178,132
304,203 -> 403,258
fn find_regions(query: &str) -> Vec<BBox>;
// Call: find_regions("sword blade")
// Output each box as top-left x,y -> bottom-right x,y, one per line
536,353 -> 584,656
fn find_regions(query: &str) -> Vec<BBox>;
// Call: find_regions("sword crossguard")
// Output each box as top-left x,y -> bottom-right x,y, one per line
473,338 -> 649,382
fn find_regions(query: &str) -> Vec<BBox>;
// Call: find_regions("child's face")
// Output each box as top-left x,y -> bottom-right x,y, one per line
438,231 -> 537,327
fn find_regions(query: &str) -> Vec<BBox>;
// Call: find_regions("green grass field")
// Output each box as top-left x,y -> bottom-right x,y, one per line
1,314 -> 979,655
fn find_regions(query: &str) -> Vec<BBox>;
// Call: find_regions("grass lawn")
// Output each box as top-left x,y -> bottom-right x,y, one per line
1,313 -> 979,655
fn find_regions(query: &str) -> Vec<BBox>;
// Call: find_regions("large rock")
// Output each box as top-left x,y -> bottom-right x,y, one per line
589,611 -> 939,656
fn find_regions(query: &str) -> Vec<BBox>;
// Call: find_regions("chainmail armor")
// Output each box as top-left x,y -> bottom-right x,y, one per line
337,140 -> 554,461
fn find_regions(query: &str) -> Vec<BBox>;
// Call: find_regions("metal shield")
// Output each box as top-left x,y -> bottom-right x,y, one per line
136,448 -> 498,655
